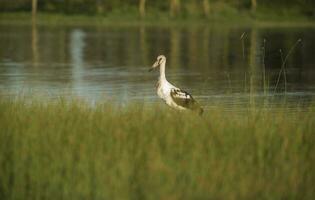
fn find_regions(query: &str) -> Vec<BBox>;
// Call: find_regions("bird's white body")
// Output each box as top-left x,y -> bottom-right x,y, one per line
150,55 -> 203,115
156,78 -> 186,110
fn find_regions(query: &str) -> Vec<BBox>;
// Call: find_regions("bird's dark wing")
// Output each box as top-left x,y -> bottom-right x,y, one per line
170,88 -> 204,115
170,88 -> 197,109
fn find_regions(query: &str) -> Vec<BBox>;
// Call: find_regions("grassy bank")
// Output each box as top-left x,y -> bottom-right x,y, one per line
0,11 -> 314,28
0,98 -> 314,199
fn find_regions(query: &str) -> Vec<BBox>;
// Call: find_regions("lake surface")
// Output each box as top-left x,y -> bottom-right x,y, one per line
0,23 -> 315,110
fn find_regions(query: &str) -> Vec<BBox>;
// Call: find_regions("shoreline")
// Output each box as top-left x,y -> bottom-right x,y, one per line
0,12 -> 314,28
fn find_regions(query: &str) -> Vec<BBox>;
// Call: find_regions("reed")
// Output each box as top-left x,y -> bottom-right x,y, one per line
273,39 -> 302,94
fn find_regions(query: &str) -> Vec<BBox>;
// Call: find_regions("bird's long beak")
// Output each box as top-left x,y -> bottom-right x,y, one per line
149,61 -> 159,72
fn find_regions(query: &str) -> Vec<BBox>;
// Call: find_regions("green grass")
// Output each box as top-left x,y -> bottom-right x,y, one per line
0,11 -> 314,28
0,98 -> 314,199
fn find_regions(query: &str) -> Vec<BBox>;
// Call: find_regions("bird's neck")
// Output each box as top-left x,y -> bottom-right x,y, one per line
159,62 -> 166,82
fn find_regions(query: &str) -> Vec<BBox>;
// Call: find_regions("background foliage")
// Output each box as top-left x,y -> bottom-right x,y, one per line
0,0 -> 314,18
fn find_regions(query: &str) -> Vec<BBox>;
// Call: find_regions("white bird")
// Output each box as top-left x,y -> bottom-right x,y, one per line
149,55 -> 203,115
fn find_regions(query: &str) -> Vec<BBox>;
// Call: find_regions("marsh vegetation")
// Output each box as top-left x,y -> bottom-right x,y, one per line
0,98 -> 314,199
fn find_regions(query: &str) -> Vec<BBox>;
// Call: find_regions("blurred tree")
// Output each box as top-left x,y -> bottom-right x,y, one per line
139,0 -> 146,18
251,0 -> 257,13
96,0 -> 104,14
170,0 -> 180,17
0,0 -> 313,18
32,0 -> 37,17
203,0 -> 210,18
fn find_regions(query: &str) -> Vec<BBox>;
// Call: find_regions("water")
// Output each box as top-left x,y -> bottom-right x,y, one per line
0,23 -> 315,109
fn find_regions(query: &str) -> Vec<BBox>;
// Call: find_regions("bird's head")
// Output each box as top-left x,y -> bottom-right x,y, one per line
149,55 -> 166,72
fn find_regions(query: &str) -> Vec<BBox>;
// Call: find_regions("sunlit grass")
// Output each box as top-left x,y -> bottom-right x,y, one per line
0,97 -> 314,199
